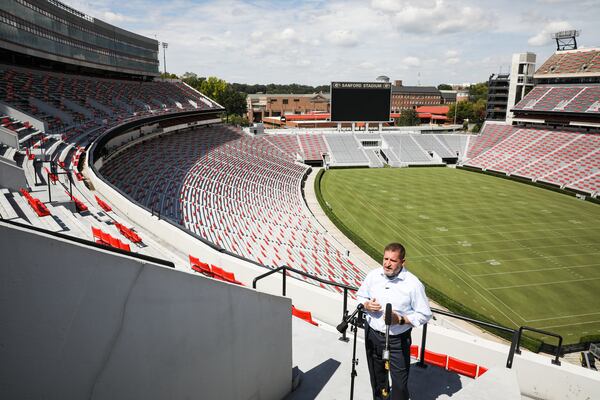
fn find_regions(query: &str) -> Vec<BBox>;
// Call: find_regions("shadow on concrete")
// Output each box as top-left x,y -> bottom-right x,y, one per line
284,358 -> 341,400
409,364 -> 463,400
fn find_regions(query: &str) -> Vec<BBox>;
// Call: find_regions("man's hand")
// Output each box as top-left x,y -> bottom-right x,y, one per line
364,298 -> 382,312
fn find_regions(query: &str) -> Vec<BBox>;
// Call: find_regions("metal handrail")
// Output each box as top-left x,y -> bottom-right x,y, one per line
515,326 -> 563,365
421,307 -> 519,369
252,265 -> 358,341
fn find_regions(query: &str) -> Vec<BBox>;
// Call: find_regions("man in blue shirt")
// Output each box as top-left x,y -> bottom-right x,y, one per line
357,242 -> 432,400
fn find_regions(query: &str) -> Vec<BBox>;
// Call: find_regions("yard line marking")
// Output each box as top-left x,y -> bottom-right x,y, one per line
487,277 -> 600,290
455,251 -> 600,266
538,320 -> 600,330
472,263 -> 600,277
525,311 -> 600,323
420,226 -> 600,239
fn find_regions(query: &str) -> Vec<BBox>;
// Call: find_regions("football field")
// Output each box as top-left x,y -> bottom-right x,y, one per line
319,167 -> 600,346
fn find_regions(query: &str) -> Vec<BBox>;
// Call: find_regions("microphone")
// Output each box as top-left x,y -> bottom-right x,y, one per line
385,303 -> 392,326
336,303 -> 364,333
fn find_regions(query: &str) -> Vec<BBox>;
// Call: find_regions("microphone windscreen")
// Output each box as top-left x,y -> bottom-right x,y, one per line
385,303 -> 392,325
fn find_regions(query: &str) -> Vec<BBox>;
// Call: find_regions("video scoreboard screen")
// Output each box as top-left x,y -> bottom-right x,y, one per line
330,82 -> 392,122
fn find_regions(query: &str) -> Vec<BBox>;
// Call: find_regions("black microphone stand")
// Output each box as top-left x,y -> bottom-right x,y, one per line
337,305 -> 364,400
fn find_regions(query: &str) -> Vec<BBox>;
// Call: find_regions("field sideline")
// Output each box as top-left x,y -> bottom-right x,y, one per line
319,167 -> 600,346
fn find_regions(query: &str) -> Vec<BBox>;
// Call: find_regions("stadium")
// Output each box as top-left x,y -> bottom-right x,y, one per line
0,1 -> 599,399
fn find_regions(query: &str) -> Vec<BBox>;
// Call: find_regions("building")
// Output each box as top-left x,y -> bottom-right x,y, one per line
391,80 -> 443,112
486,52 -> 537,123
246,93 -> 330,123
506,52 -> 536,123
486,73 -> 510,121
0,0 -> 159,78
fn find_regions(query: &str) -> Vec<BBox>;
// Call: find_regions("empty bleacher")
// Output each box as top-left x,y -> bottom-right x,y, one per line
381,133 -> 434,165
513,84 -> 600,113
99,125 -> 367,293
463,126 -> 600,195
324,134 -> 369,166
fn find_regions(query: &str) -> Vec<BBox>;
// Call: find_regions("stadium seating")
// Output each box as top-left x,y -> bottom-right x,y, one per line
465,123 -> 517,161
463,126 -> 600,194
513,84 -> 600,113
324,134 -> 369,165
381,133 -> 435,165
100,125 -> 367,293
536,49 -> 600,75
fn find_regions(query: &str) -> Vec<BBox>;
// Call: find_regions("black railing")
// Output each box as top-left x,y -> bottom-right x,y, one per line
252,265 -> 358,341
424,307 -> 520,369
515,326 -> 563,366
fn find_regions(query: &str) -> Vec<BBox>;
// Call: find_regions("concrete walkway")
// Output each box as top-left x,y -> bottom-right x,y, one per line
287,317 -> 471,400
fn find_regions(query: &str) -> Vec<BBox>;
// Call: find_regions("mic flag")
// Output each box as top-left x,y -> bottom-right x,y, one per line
385,303 -> 392,326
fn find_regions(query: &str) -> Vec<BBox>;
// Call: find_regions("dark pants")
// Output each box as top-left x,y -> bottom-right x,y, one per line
365,325 -> 412,400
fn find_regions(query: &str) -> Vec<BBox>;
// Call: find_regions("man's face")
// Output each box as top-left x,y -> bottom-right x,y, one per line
383,250 -> 404,277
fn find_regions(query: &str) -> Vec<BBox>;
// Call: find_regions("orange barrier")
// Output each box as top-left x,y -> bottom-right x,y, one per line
447,356 -> 478,379
410,345 -> 419,359
292,305 -> 318,326
424,350 -> 448,369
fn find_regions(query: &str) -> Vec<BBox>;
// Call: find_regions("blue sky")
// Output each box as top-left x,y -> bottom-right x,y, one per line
66,0 -> 600,86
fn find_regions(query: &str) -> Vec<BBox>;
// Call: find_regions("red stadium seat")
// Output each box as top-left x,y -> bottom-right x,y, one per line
292,305 -> 318,326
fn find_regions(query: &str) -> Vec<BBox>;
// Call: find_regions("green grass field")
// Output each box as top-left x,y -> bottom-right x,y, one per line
319,167 -> 600,346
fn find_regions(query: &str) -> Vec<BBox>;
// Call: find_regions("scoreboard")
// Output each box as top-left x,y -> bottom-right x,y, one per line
330,82 -> 392,122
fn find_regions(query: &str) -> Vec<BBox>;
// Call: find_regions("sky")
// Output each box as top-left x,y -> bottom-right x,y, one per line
65,0 -> 600,86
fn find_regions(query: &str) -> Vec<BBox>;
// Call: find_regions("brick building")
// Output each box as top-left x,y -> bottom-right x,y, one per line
247,93 -> 330,123
391,80 -> 444,112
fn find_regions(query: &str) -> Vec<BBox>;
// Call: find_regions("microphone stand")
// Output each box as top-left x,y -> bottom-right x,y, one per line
337,305 -> 364,400
381,304 -> 392,399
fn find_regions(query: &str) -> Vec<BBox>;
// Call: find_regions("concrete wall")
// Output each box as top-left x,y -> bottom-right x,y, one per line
0,126 -> 19,149
416,324 -> 600,400
0,157 -> 27,191
0,100 -> 46,132
0,222 -> 292,400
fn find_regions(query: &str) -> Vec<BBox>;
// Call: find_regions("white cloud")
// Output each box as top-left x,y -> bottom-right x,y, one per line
403,56 -> 421,67
101,11 -> 134,23
528,21 -> 573,46
327,30 -> 359,47
372,0 -> 494,34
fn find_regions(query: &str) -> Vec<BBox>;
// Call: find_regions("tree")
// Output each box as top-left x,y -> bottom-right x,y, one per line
159,72 -> 178,79
181,72 -> 205,90
199,77 -> 228,102
437,84 -> 452,90
396,109 -> 420,126
219,85 -> 247,117
469,82 -> 488,102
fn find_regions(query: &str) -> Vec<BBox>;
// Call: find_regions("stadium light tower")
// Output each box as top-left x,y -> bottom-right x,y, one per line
162,42 -> 168,75
552,30 -> 580,51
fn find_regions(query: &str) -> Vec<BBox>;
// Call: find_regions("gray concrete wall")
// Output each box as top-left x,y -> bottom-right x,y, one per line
0,222 -> 292,400
0,100 -> 46,132
0,126 -> 19,148
0,157 -> 27,191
